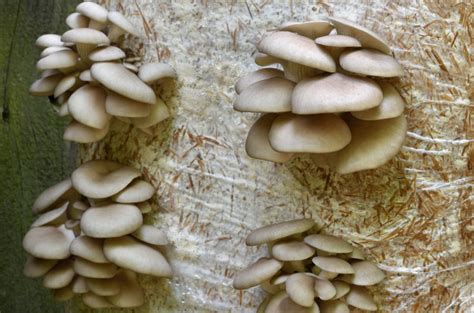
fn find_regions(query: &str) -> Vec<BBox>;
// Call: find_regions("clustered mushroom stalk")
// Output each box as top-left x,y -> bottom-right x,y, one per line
29,1 -> 176,143
234,17 -> 407,174
22,160 -> 172,309
233,219 -> 385,312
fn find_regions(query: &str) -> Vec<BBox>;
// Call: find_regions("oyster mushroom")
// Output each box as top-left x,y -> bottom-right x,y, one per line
76,2 -> 108,30
235,68 -> 284,94
233,258 -> 283,290
70,236 -> 108,263
107,11 -> 140,42
339,49 -> 403,77
138,62 -> 177,84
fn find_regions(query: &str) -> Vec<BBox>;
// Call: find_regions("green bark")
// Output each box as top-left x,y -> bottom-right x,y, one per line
0,1 -> 78,312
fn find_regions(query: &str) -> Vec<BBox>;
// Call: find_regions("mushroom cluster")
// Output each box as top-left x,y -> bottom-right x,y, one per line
235,17 -> 407,174
22,160 -> 172,308
30,1 -> 176,143
233,219 -> 385,312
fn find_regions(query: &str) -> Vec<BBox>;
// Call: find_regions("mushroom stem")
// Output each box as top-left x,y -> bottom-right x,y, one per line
282,62 -> 321,82
75,43 -> 96,68
88,20 -> 106,31
107,27 -> 125,43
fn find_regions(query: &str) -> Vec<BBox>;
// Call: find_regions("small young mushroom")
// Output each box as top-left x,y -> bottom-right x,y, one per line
35,34 -> 64,49
138,62 -> 177,84
29,75 -> 64,97
233,258 -> 283,290
76,2 -> 108,30
340,261 -> 385,286
345,286 -> 378,311
246,218 -> 315,246
61,28 -> 110,63
130,97 -> 170,128
271,241 -> 315,261
36,50 -> 78,73
313,276 -> 337,300
65,12 -> 89,29
332,281 -> 351,299
131,225 -> 169,246
42,259 -> 75,289
54,73 -> 79,98
304,234 -> 353,254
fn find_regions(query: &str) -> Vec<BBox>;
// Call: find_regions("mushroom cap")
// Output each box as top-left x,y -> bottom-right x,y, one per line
32,178 -> 73,214
76,2 -> 108,24
331,115 -> 407,174
72,276 -> 89,294
79,69 -> 94,82
35,34 -> 64,49
272,241 -> 315,261
340,261 -> 385,286
234,77 -> 294,113
68,84 -> 110,129
132,225 -> 169,245
131,96 -> 170,128
235,68 -> 284,94
279,20 -> 333,39
345,246 -> 365,260
40,69 -> 63,79
91,62 -> 156,105
315,34 -> 361,48
138,62 -> 177,84
258,31 -> 335,72
107,11 -> 140,36
43,259 -> 75,289
23,226 -> 74,259
246,218 -> 315,246
36,50 -> 77,71
83,292 -> 114,308
136,201 -> 152,214
23,255 -> 58,278
282,61 -> 323,83
81,203 -> 143,238
292,73 -> 383,114
86,277 -> 121,296
52,284 -> 74,301
111,179 -> 155,203
268,113 -> 352,153
265,291 -> 319,313
29,74 -> 63,97
340,49 -> 403,77
352,82 -> 405,120
233,258 -> 283,289
73,257 -> 118,279
105,91 -> 151,118
346,286 -> 377,311
71,160 -> 141,199
254,52 -> 282,66
312,256 -> 354,274
318,300 -> 350,313
106,270 -> 145,308
63,120 -> 110,143
104,236 -> 173,277
285,273 -> 315,307
40,46 -> 71,58
89,46 -> 126,62
304,234 -> 353,253
329,17 -> 391,54
311,276 -> 337,300
332,281 -> 351,299
66,12 -> 89,29
70,236 -> 108,263
318,270 -> 338,280
62,28 -> 110,45
31,202 -> 68,227
245,114 -> 294,163
54,73 -> 77,98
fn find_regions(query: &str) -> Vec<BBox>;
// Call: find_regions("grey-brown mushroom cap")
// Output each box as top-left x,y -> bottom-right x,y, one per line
312,256 -> 354,274
329,17 -> 391,54
258,31 -> 336,72
53,284 -> 75,302
29,74 -> 63,97
36,50 -> 78,71
272,241 -> 315,261
31,202 -> 68,227
254,52 -> 283,66
111,179 -> 155,203
285,273 -> 315,307
304,234 -> 353,253
89,46 -> 126,62
234,77 -> 294,113
246,218 -> 315,246
104,236 -> 173,277
23,255 -> 58,278
352,82 -> 405,120
279,19 -> 333,39
292,73 -> 383,114
61,28 -> 110,45
340,48 -> 403,77
72,276 -> 89,294
105,91 -> 151,118
66,12 -> 89,29
108,11 -> 141,37
315,34 -> 361,47
91,62 -> 156,105
235,68 -> 285,94
245,114 -> 294,163
318,300 -> 350,313
340,261 -> 385,286
132,225 -> 169,245
138,62 -> 177,84
70,236 -> 108,263
131,96 -> 170,128
74,257 -> 118,279
68,84 -> 111,129
268,113 -> 352,153
63,121 -> 110,143
106,270 -> 145,308
54,73 -> 77,98
331,115 -> 407,174
35,34 -> 64,49
264,291 -> 319,313
32,178 -> 73,214
233,258 -> 283,290
81,203 -> 143,238
76,2 -> 108,24
332,281 -> 351,299
86,277 -> 121,296
23,226 -> 74,259
43,259 -> 75,289
346,286 -> 377,311
71,160 -> 141,199
83,292 -> 114,308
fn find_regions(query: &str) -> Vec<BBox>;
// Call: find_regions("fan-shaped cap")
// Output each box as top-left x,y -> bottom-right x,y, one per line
111,179 -> 155,203
315,34 -> 361,47
72,276 -> 89,294
352,82 -> 405,120
53,284 -> 74,301
36,34 -> 64,49
36,50 -> 77,71
132,225 -> 169,245
285,273 -> 315,307
105,91 -> 151,118
62,28 -> 110,45
331,115 -> 407,174
312,276 -> 336,300
79,69 -> 94,82
268,113 -> 351,153
106,270 -> 145,308
89,46 -> 126,62
43,259 -> 75,289
265,291 -> 319,313
340,49 -> 403,77
108,11 -> 140,36
254,52 -> 282,66
68,84 -> 110,129
258,31 -> 335,72
304,234 -> 353,253
40,46 -> 71,58
23,255 -> 57,278
74,257 -> 118,279
345,246 -> 365,260
233,258 -> 283,290
245,114 -> 294,163
81,203 -> 143,238
131,96 -> 170,128
66,12 -> 89,29
54,73 -> 77,98
138,62 -> 177,84
346,286 -> 377,311
292,73 -> 383,114
137,201 -> 152,214
70,236 -> 108,263
63,121 -> 110,143
312,256 -> 354,274
332,281 -> 351,299
31,202 -> 68,227
83,292 -> 114,308
318,300 -> 350,313
329,17 -> 391,54
71,160 -> 141,199
23,226 -> 74,259
272,241 -> 315,261
91,62 -> 156,105
340,261 -> 385,286
86,277 -> 120,296
246,218 -> 315,246
76,2 -> 108,24
279,19 -> 333,39
29,74 -> 63,96
32,178 -> 73,214
235,68 -> 284,94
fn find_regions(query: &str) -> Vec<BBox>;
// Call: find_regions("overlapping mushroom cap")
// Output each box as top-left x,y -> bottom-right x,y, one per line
29,1 -> 176,143
234,16 -> 406,174
21,160 -> 172,309
233,219 -> 385,312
